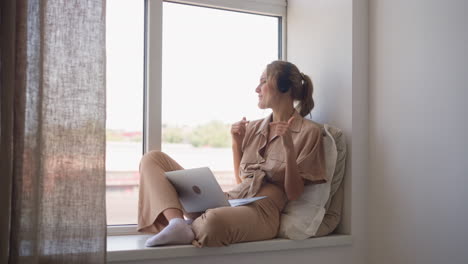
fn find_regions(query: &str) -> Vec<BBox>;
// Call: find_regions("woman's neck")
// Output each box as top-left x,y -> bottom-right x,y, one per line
272,104 -> 295,122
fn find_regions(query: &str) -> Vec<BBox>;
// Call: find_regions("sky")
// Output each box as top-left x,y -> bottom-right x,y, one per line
106,0 -> 278,131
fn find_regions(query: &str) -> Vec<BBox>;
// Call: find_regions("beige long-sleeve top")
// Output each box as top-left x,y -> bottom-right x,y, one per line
226,111 -> 327,211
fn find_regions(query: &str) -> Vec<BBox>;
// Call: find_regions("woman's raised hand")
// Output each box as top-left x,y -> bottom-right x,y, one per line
231,117 -> 249,146
269,116 -> 294,136
269,116 -> 295,149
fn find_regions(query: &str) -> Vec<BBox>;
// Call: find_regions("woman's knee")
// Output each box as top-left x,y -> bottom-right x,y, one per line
191,209 -> 229,246
193,210 -> 227,235
139,150 -> 167,168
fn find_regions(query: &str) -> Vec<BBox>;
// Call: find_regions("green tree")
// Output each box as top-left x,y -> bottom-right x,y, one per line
162,126 -> 185,144
189,121 -> 231,148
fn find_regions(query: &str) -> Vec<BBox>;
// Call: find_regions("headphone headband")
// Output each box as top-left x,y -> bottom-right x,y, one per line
278,63 -> 293,93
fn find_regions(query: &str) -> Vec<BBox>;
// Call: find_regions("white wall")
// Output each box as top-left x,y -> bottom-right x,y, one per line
288,0 -> 368,264
369,1 -> 468,263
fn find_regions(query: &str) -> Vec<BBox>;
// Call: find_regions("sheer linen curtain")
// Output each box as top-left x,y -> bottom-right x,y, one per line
1,0 -> 107,263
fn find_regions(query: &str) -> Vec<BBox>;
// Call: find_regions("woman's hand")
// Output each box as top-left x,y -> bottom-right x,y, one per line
271,116 -> 303,200
269,116 -> 295,151
231,117 -> 249,184
231,117 -> 249,147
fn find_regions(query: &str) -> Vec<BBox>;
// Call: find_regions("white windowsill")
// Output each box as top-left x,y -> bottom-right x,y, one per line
107,234 -> 352,262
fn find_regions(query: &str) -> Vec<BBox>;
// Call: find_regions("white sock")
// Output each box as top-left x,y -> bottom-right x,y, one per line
145,218 -> 194,247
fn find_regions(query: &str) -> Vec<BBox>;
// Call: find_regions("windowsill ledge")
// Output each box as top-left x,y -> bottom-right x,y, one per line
107,234 -> 352,262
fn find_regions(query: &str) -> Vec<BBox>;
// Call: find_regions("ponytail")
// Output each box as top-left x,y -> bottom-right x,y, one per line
297,73 -> 314,117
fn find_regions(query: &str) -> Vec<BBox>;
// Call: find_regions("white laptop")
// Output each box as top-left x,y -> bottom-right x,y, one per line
165,167 -> 266,213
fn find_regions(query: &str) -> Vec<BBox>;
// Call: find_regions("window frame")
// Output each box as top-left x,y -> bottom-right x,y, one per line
107,0 -> 287,236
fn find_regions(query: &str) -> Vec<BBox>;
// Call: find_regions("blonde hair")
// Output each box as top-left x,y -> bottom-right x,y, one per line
266,60 -> 314,117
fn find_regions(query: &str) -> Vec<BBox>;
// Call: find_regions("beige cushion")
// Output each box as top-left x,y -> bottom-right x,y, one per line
278,123 -> 346,240
323,125 -> 346,201
315,180 -> 344,236
315,124 -> 346,236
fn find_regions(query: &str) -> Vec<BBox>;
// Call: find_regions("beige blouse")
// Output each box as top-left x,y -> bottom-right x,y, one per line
227,111 -> 327,209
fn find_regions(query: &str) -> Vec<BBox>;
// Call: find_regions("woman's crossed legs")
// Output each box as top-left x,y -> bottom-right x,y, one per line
138,151 -> 279,247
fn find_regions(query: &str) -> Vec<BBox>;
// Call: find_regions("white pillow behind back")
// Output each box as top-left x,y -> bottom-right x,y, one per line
277,124 -> 338,240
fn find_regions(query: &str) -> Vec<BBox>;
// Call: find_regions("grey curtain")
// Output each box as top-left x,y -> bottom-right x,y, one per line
1,0 -> 107,263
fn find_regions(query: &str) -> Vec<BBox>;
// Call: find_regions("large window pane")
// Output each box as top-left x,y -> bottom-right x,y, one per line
106,0 -> 144,225
162,3 -> 279,191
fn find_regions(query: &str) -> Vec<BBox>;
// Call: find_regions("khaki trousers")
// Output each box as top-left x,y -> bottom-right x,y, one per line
138,151 -> 281,247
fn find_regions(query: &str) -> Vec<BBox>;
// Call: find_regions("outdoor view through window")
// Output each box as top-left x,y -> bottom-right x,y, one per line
106,1 -> 279,225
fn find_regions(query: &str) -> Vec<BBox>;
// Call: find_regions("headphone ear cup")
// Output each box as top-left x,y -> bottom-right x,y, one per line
277,78 -> 290,93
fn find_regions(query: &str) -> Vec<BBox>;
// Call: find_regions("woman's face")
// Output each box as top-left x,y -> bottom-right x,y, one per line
255,70 -> 277,109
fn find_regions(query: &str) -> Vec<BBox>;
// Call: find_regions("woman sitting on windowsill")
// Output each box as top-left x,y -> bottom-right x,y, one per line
137,60 -> 327,247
